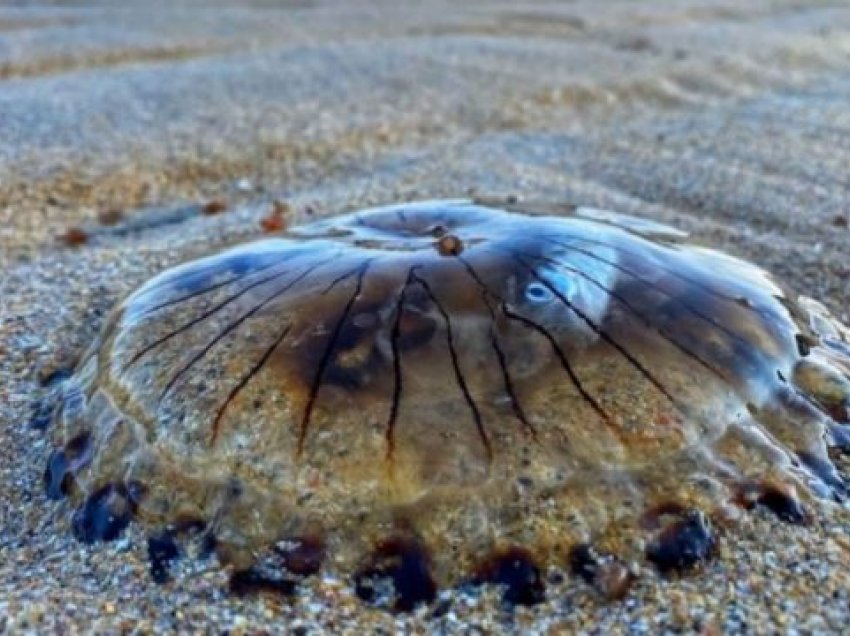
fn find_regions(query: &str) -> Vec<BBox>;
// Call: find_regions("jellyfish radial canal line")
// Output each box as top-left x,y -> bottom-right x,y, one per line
43,199 -> 850,608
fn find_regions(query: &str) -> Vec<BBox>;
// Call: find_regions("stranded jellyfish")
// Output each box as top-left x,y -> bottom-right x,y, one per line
42,199 -> 850,608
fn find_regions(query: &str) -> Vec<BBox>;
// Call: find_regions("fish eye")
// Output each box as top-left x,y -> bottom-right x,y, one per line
524,281 -> 554,304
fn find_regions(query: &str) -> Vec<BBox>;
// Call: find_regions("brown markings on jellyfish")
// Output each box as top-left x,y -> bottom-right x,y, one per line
210,323 -> 292,446
446,241 -> 616,434
510,245 -> 727,380
496,298 -> 620,442
297,260 -> 373,458
455,255 -> 538,441
541,233 -> 788,335
44,431 -> 92,499
408,268 -> 493,464
569,544 -> 634,600
276,534 -> 327,577
121,247 -> 334,373
457,245 -> 638,446
354,536 -> 437,612
159,253 -> 340,438
506,247 -> 678,407
472,546 -> 546,606
41,199 -> 850,609
134,253 -> 287,319
385,267 -> 417,463
644,508 -> 717,573
159,255 -> 341,405
538,230 -> 783,321
535,236 -> 771,379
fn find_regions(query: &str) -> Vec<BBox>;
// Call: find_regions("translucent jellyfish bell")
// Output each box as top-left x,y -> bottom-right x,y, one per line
43,198 -> 850,607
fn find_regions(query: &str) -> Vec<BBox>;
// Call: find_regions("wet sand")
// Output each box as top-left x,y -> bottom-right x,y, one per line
1,1 -> 850,632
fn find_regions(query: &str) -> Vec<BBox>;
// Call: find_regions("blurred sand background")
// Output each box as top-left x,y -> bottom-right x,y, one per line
1,0 -> 849,632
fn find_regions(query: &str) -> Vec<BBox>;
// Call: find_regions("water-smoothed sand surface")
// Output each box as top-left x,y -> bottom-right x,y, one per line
2,1 -> 850,632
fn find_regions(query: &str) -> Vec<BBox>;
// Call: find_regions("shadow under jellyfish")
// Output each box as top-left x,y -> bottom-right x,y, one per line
42,198 -> 850,609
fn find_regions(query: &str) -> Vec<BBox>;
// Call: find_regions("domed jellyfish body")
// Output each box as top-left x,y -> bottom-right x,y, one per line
44,199 -> 850,606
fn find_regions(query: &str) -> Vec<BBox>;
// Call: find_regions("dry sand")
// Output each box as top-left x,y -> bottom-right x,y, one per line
1,0 -> 850,632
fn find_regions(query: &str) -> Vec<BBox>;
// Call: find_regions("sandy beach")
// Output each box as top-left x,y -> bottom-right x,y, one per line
1,1 -> 850,632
